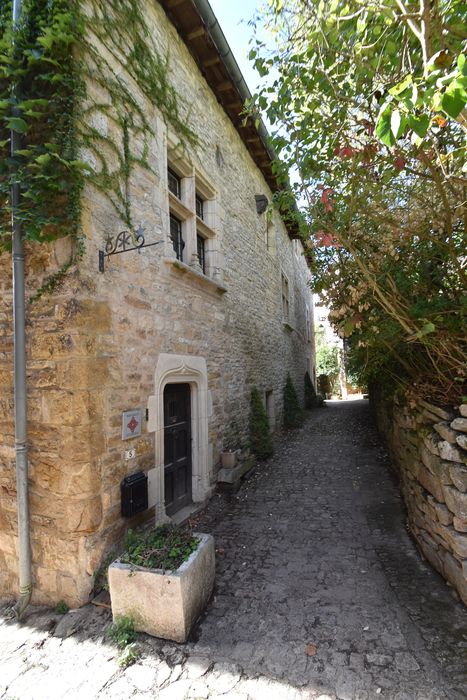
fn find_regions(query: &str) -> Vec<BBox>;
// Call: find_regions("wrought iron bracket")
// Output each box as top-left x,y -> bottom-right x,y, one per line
98,226 -> 163,272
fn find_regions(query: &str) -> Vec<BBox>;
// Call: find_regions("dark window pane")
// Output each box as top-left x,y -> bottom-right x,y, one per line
168,168 -> 181,198
170,214 -> 184,261
195,194 -> 204,219
197,233 -> 206,274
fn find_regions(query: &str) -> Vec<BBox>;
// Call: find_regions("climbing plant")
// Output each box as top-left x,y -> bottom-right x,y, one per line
0,0 -> 85,250
250,0 -> 466,404
0,0 -> 197,262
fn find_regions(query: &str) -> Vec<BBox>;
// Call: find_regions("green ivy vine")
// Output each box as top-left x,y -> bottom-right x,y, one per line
0,0 -> 84,251
0,0 -> 197,269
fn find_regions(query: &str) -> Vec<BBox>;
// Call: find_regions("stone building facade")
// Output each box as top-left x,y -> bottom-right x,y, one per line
0,1 -> 314,606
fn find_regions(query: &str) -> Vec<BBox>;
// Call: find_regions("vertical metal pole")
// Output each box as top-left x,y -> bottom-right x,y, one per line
11,0 -> 32,618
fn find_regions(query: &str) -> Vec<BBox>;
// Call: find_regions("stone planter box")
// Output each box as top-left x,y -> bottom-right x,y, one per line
108,533 -> 215,643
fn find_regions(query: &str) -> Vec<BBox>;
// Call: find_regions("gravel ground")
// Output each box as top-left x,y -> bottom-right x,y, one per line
1,399 -> 466,700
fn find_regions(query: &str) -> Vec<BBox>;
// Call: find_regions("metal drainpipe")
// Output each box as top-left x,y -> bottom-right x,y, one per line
192,0 -> 277,164
11,0 -> 32,619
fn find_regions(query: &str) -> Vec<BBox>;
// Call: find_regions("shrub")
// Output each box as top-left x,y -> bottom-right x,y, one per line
118,643 -> 141,668
249,387 -> 273,459
304,371 -> 318,408
283,374 -> 303,428
108,615 -> 136,648
55,600 -> 69,615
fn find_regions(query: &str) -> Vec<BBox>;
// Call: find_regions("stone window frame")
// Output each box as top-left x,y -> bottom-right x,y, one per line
165,137 -> 221,281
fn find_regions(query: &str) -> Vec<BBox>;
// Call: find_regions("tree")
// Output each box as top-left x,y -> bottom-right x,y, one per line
250,1 -> 466,404
304,370 -> 321,408
283,373 -> 304,427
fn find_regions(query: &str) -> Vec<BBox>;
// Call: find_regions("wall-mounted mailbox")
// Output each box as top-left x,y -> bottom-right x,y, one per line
121,471 -> 148,518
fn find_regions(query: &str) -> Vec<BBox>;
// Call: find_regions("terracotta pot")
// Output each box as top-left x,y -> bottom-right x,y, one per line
220,450 -> 238,468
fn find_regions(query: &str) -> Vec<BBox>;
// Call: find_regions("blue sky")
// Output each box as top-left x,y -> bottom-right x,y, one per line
209,0 -> 262,95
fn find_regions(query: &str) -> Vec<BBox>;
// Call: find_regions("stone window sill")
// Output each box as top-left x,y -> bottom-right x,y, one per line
164,258 -> 227,294
196,217 -> 216,239
168,191 -> 193,220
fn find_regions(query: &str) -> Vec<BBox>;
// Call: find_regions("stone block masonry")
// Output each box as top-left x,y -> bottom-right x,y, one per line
0,0 -> 314,606
374,394 -> 467,605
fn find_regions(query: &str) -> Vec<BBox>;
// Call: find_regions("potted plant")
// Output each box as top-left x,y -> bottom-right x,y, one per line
108,524 -> 215,643
221,421 -> 242,468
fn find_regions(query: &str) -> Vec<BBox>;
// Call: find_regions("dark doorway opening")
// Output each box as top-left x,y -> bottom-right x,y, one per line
164,383 -> 192,516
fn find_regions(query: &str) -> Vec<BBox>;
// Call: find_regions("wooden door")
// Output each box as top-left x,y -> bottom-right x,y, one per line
164,383 -> 192,516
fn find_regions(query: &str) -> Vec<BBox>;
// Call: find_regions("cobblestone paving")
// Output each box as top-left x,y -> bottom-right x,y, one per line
1,400 -> 466,699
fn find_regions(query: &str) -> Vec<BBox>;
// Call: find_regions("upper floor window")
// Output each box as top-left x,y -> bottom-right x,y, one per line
281,273 -> 290,321
195,194 -> 204,220
168,168 -> 181,199
197,233 -> 206,274
170,213 -> 184,261
166,137 -> 222,284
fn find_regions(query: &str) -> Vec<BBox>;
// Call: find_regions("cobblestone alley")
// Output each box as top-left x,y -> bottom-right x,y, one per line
1,400 -> 466,700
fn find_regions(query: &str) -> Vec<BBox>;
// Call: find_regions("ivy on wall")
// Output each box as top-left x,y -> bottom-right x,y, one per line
0,0 -> 197,258
0,0 -> 84,251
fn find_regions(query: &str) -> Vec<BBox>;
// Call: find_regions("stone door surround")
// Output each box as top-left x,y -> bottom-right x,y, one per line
147,353 -> 212,522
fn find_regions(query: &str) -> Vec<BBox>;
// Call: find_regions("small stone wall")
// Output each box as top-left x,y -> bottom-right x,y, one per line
373,395 -> 467,605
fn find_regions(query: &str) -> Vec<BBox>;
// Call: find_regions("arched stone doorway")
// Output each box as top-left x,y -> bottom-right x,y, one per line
147,354 -> 212,522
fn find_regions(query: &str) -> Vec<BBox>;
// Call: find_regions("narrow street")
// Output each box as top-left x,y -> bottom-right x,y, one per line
1,400 -> 466,700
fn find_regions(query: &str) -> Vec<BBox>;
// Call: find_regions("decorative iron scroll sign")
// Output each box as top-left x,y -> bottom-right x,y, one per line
98,225 -> 163,272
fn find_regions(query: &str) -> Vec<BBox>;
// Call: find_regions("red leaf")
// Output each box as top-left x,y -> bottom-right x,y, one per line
339,145 -> 354,159
394,156 -> 405,170
315,230 -> 340,247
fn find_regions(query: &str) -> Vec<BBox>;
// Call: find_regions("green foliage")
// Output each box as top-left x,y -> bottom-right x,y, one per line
55,600 -> 69,614
117,643 -> 140,668
121,525 -> 199,572
283,373 -> 303,428
249,386 -> 273,459
79,0 -> 197,229
0,0 -> 85,250
316,345 -> 339,381
315,326 -> 340,393
108,615 -> 136,649
0,0 -> 197,292
251,1 -> 466,405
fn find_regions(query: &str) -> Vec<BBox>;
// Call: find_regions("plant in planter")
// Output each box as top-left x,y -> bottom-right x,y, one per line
108,524 -> 215,643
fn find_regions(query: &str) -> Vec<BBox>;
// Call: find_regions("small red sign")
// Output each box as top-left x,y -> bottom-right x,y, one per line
127,416 -> 139,433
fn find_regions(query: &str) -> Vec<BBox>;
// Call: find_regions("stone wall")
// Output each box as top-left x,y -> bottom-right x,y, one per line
373,395 -> 467,605
0,1 -> 314,606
